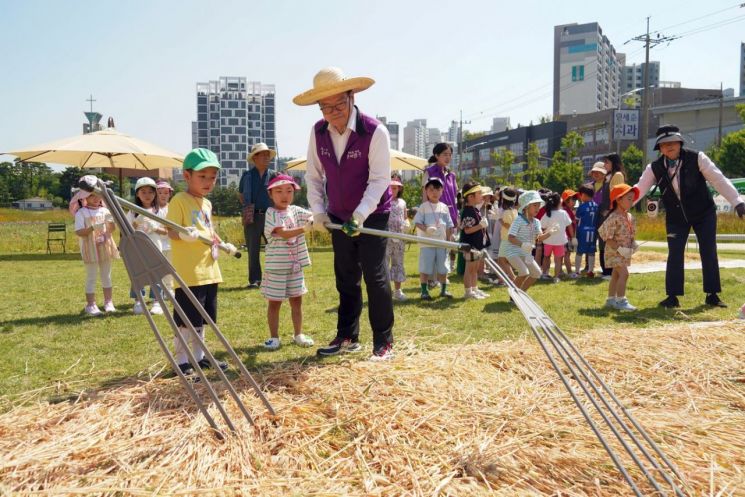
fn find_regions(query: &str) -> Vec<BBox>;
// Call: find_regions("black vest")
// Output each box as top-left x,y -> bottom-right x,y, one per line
650,148 -> 715,225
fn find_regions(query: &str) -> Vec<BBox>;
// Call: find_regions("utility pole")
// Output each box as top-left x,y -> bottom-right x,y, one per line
628,18 -> 676,168
717,82 -> 723,147
457,109 -> 471,179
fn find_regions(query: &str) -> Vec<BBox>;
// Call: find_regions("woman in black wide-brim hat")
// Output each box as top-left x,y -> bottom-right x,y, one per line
634,124 -> 745,308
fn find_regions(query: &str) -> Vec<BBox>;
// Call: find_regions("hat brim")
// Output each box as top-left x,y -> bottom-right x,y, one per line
267,180 -> 300,191
292,77 -> 375,106
611,186 -> 640,207
185,161 -> 221,171
247,148 -> 277,163
654,134 -> 684,150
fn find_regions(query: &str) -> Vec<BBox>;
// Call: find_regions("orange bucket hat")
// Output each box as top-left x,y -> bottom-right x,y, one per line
610,183 -> 640,208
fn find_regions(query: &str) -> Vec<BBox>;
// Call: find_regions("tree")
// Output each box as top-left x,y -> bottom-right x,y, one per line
208,185 -> 241,216
560,131 -> 584,162
713,130 -> 745,178
57,167 -> 84,201
463,130 -> 486,141
621,144 -> 644,184
522,142 -> 544,190
541,132 -> 585,193
491,148 -> 515,186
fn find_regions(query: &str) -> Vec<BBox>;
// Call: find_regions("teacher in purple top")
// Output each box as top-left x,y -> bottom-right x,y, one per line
422,143 -> 459,276
294,67 -> 395,361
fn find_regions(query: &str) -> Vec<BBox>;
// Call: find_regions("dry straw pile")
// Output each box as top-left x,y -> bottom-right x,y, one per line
1,321 -> 744,496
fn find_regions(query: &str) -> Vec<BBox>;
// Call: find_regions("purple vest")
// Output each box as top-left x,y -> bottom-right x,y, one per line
314,109 -> 391,221
424,164 -> 459,225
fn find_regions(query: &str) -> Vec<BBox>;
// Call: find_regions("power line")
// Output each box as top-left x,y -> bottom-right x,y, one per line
649,2 -> 744,35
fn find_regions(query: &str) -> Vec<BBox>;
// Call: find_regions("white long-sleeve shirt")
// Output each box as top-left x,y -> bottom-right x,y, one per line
634,151 -> 744,207
305,107 -> 391,221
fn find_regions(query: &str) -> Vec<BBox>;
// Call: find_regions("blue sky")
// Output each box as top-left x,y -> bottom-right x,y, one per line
1,0 -> 744,162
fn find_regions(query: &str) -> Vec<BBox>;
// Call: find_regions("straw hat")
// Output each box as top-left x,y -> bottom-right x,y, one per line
292,67 -> 375,106
609,183 -> 640,207
247,142 -> 277,163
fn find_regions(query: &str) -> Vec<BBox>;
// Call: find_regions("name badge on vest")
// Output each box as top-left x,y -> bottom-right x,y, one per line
320,147 -> 332,158
346,149 -> 362,160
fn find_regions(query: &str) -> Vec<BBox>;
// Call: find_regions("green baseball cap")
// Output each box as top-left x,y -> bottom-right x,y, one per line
182,148 -> 222,171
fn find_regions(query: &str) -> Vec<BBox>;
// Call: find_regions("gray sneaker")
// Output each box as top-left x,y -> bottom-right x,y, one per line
604,298 -> 617,309
615,297 -> 637,311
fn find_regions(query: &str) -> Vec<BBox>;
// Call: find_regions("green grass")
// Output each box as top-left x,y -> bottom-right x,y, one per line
2,240 -> 744,407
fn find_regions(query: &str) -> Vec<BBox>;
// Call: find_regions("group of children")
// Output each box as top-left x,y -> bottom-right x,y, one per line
384,174 -> 643,311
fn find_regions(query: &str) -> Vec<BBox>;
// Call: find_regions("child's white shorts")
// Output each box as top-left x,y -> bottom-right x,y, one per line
261,269 -> 307,301
507,255 -> 542,279
418,247 -> 450,275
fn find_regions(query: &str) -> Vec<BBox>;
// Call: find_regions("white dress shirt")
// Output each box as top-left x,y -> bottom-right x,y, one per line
635,151 -> 744,207
305,107 -> 391,221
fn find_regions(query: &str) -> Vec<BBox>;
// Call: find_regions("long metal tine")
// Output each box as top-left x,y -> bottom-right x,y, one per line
93,178 -> 274,434
321,223 -> 689,496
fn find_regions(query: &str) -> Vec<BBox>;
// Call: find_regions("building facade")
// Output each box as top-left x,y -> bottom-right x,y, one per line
490,117 -> 510,133
189,77 -> 276,187
554,22 -> 621,116
377,116 -> 400,151
402,119 -> 428,158
621,61 -> 660,94
740,42 -> 745,97
460,122 -> 567,179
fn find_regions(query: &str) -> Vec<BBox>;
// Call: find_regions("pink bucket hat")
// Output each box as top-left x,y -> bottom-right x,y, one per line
155,180 -> 173,191
267,174 -> 300,191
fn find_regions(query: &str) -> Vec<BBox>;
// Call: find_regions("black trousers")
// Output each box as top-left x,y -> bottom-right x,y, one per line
243,212 -> 266,284
665,210 -> 721,296
330,213 -> 394,349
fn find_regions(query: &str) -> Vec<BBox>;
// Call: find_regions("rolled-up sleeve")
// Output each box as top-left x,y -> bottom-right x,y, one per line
698,152 -> 744,207
305,128 -> 327,215
354,124 -> 391,220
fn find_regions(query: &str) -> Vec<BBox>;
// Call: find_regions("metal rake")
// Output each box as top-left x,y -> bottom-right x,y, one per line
327,222 -> 688,496
81,177 -> 275,438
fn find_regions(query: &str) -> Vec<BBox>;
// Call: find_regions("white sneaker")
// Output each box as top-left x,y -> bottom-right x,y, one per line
103,301 -> 116,313
293,334 -> 314,347
474,288 -> 490,298
615,297 -> 637,311
85,304 -> 102,316
133,301 -> 145,315
264,337 -> 281,350
150,302 -> 163,315
601,275 -> 612,281
393,289 -> 407,301
464,290 -> 479,300
604,298 -> 617,309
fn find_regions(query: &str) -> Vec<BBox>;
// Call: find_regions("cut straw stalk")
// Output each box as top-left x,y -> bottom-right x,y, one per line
1,321 -> 744,496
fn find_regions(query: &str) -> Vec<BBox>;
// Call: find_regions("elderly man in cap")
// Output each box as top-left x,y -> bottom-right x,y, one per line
294,67 -> 394,361
238,142 -> 279,288
635,124 -> 745,308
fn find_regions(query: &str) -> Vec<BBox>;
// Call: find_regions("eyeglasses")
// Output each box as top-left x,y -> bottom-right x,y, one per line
319,99 -> 349,115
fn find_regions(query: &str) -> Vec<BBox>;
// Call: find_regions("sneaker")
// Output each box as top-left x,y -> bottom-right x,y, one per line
103,301 -> 116,313
585,272 -> 595,278
370,342 -> 394,361
317,337 -> 362,357
247,281 -> 261,289
604,297 -> 617,309
294,334 -> 315,347
150,302 -> 163,315
197,358 -> 228,371
474,288 -> 490,298
264,337 -> 281,350
569,272 -> 580,279
601,274 -> 612,281
420,292 -> 433,301
465,290 -> 485,300
177,362 -> 194,375
133,301 -> 145,315
539,274 -> 552,281
85,304 -> 103,316
393,289 -> 407,301
659,295 -> 680,308
615,297 -> 637,311
552,277 -> 561,284
705,293 -> 727,308
440,290 -> 454,299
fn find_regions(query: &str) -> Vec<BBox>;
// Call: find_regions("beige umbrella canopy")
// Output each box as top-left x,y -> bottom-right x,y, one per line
6,127 -> 184,194
285,149 -> 428,172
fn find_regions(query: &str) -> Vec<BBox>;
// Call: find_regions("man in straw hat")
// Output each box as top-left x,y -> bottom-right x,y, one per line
635,124 -> 745,309
294,66 -> 394,361
238,142 -> 279,288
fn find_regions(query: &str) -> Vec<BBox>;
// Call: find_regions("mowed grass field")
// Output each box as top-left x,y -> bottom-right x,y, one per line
1,208 -> 744,407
